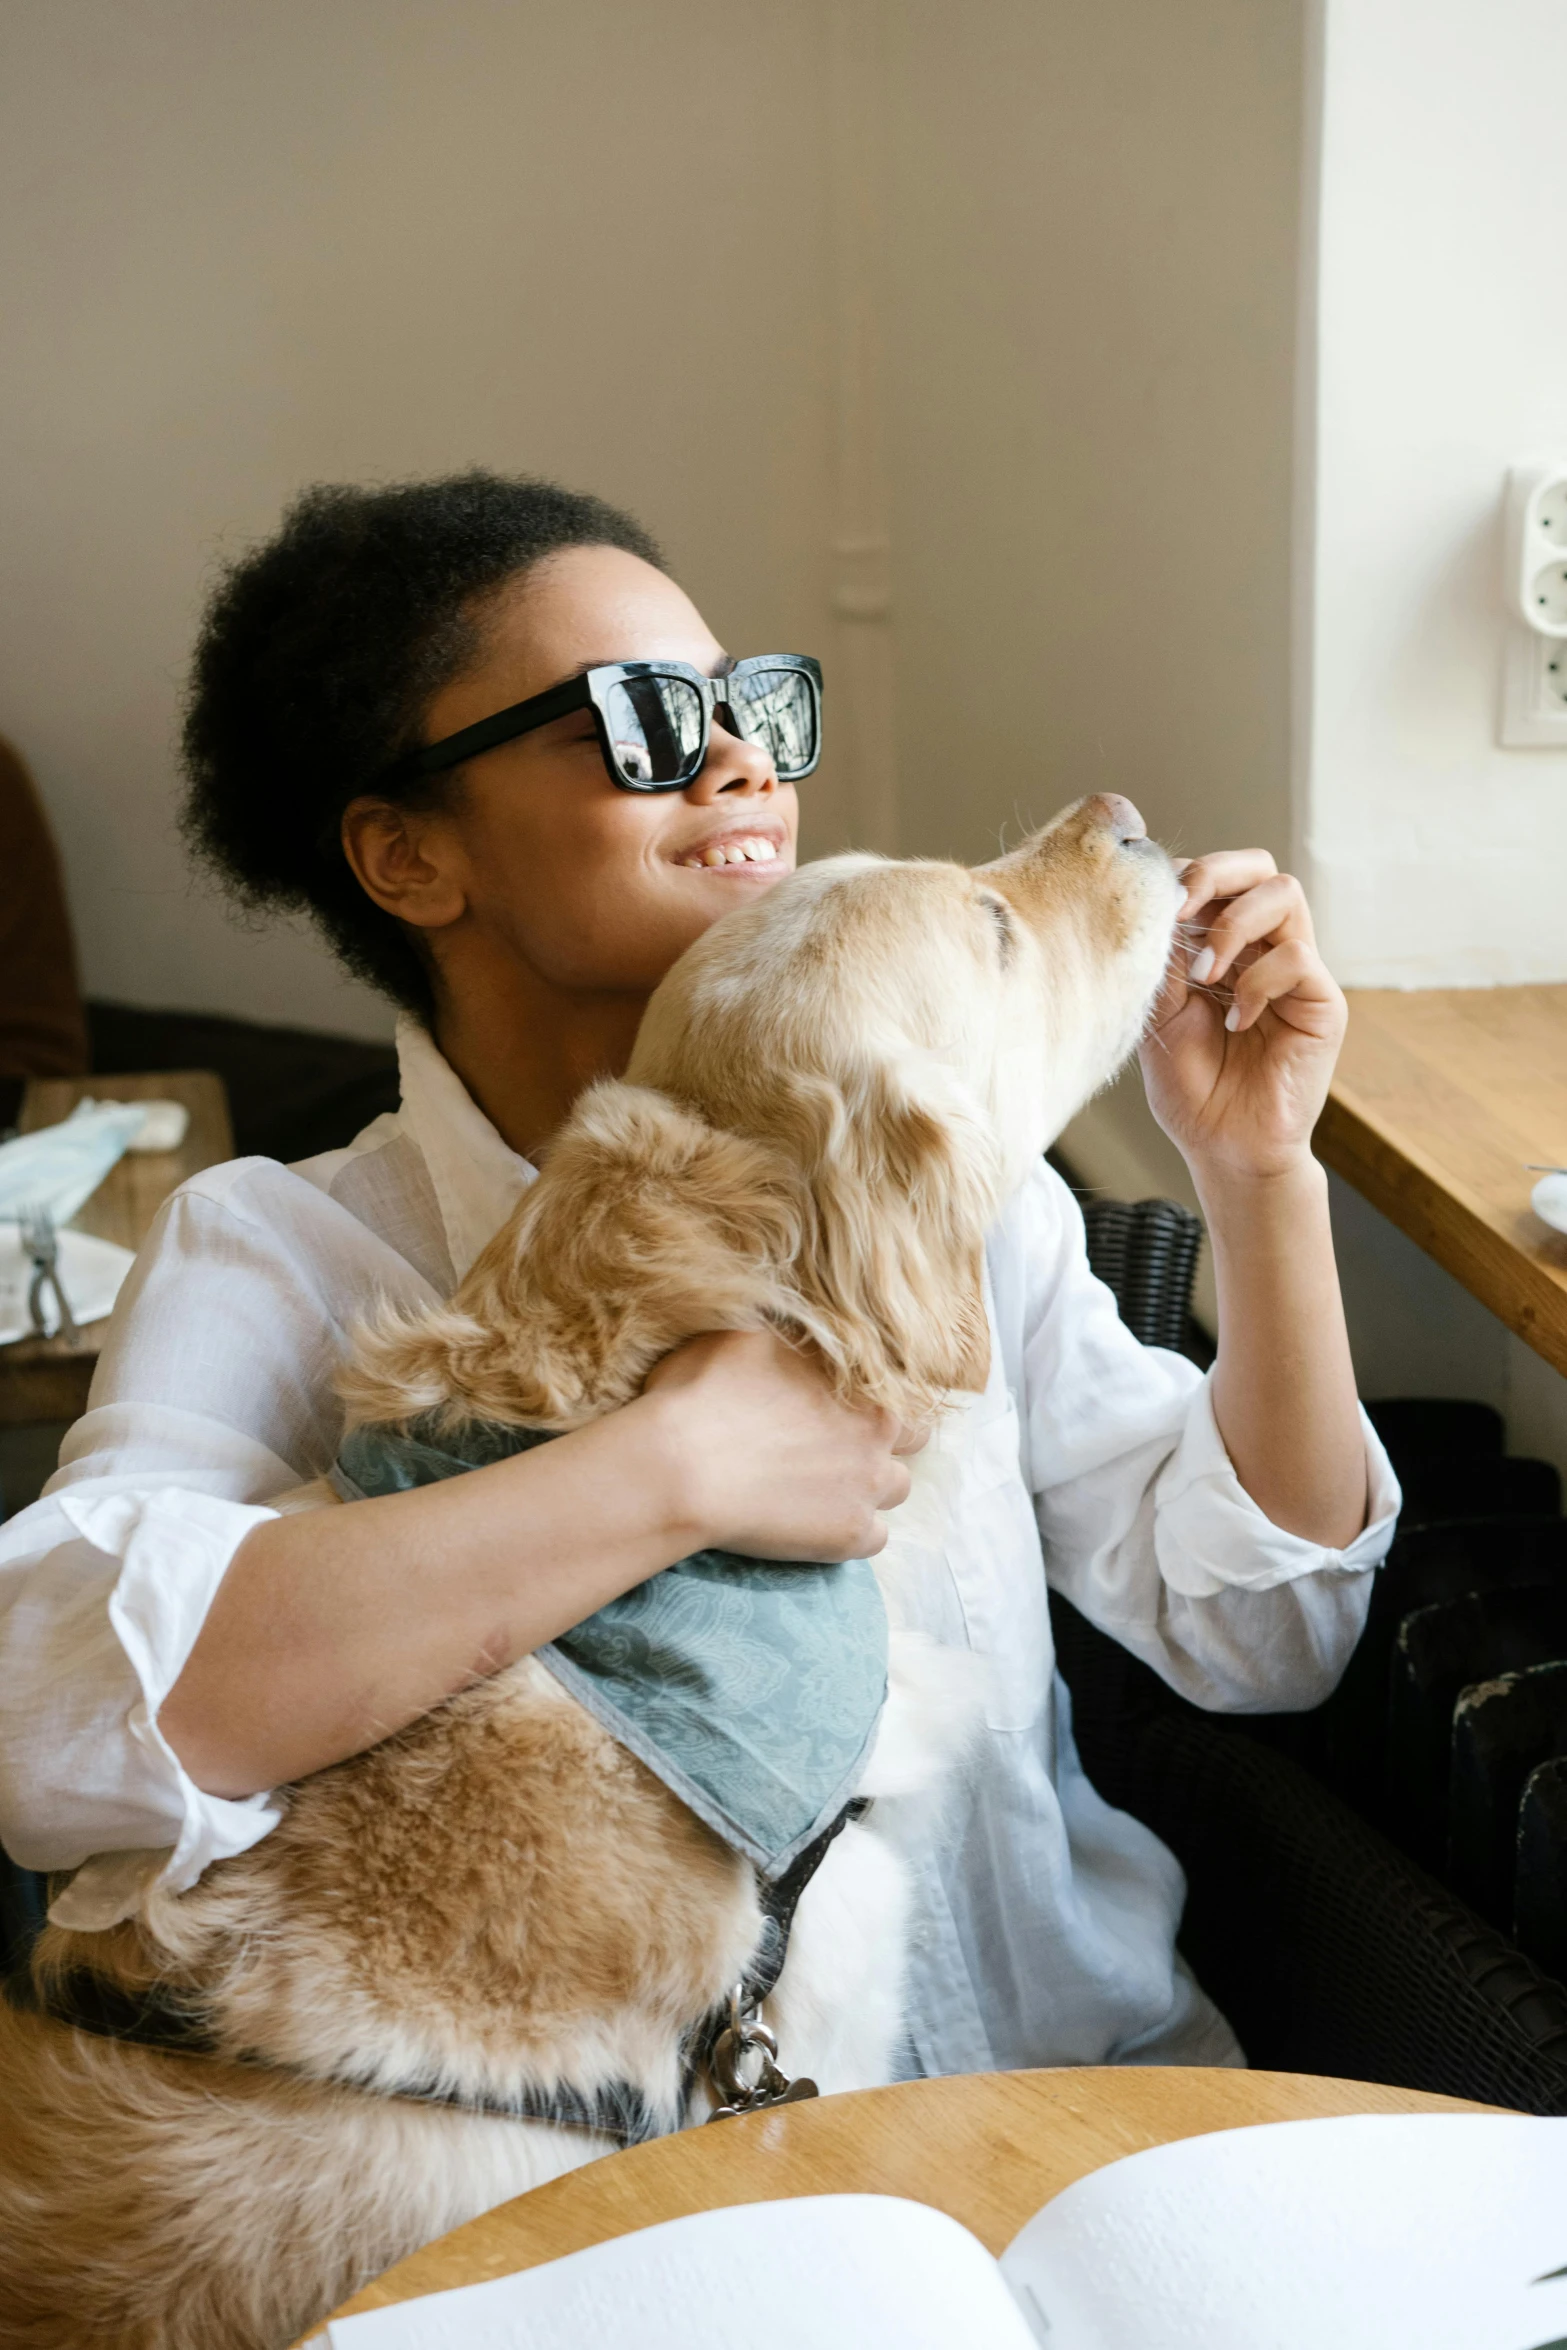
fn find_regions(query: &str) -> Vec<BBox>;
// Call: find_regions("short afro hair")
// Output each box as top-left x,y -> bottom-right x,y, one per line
180,470 -> 664,1015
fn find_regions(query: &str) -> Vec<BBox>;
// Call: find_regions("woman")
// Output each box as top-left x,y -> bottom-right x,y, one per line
0,471 -> 1396,2071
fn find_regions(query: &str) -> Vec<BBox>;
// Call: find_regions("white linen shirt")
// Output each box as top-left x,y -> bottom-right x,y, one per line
0,1018 -> 1399,2072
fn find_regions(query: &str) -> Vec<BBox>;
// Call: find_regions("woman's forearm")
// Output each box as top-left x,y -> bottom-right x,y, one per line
1197,1156 -> 1368,1548
162,1393 -> 701,1799
160,1328 -> 913,1803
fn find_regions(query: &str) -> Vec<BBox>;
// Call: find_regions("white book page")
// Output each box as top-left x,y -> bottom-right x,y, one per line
1000,2113 -> 1567,2350
327,2194 -> 1037,2350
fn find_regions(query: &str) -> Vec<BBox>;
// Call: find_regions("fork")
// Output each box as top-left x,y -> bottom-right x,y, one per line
18,1207 -> 79,1343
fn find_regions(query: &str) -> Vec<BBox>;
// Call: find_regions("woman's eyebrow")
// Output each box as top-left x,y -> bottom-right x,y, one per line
535,653 -> 734,693
533,660 -> 597,696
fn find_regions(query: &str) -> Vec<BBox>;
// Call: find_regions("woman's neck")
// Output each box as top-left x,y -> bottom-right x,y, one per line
432,965 -> 650,1164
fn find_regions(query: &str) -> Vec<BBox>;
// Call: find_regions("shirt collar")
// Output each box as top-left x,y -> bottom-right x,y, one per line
393,1014 -> 537,1283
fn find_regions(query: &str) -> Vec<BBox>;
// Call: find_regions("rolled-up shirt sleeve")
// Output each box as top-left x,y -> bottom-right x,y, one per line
0,1487 -> 282,1925
0,1158 -> 432,1928
993,1160 -> 1400,1714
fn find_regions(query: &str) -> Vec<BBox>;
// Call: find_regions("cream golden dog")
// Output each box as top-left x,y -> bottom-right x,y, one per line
0,793 -> 1180,2350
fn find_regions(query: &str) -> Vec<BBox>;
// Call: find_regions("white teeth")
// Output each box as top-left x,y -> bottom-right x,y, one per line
684,837 -> 778,869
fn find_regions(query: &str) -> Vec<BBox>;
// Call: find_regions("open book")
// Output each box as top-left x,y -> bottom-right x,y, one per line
327,2112 -> 1567,2350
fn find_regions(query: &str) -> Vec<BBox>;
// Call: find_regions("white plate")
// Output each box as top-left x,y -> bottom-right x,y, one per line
0,1226 -> 137,1347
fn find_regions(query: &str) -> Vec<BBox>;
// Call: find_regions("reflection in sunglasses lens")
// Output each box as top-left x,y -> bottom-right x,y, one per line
731,669 -> 817,777
605,675 -> 705,784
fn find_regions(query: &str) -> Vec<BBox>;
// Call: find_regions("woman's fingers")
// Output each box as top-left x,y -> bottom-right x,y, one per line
652,1330 -> 926,1563
1176,848 -> 1277,919
1185,871 -> 1316,986
1225,937 -> 1345,1037
880,1456 -> 914,1512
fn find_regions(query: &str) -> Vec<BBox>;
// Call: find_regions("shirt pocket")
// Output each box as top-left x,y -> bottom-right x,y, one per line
943,1398 -> 1051,1733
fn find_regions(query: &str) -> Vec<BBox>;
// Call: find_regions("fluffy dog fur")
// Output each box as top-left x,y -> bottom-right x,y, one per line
0,795 -> 1180,2349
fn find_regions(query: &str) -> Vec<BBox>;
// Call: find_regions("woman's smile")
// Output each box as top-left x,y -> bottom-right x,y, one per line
671,817 -> 792,875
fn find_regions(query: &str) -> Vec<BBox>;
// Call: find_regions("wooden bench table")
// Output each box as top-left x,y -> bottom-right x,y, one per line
299,2066 -> 1494,2341
0,1070 -> 232,1427
1319,983 -> 1567,1377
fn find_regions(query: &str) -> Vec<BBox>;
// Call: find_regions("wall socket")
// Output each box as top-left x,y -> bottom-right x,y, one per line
1501,461 -> 1567,746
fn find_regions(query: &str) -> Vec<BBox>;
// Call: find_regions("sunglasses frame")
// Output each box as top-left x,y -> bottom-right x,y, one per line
378,654 -> 823,794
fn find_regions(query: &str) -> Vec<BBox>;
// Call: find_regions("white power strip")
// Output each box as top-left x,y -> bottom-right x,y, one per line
1501,461 -> 1567,747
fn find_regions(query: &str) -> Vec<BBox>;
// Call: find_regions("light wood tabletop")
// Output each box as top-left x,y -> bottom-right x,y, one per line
298,2066 -> 1496,2341
0,1070 -> 233,1426
1319,982 -> 1567,1377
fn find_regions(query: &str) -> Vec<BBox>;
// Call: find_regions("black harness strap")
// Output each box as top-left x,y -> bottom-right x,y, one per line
683,1797 -> 870,2108
17,1800 -> 871,2146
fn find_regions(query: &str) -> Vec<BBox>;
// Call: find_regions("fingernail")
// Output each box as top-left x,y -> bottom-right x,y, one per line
1225,1005 -> 1242,1032
1189,947 -> 1216,984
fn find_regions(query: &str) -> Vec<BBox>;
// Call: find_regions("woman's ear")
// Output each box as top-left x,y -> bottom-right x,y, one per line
340,796 -> 468,932
774,1059 -> 998,1418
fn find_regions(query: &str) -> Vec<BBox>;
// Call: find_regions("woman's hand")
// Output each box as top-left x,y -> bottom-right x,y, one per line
644,1328 -> 920,1562
1139,850 -> 1346,1187
1133,848 -> 1367,1546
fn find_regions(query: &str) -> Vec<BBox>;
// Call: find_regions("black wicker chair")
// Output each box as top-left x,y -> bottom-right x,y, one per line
1067,1192 -> 1567,2110
1079,1195 -> 1203,1353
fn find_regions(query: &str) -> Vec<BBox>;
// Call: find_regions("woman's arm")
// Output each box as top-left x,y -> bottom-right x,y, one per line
1140,851 -> 1367,1548
162,1328 -> 912,1798
1196,1158 -> 1364,1547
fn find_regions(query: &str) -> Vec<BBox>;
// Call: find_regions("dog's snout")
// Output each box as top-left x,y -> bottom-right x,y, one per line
1087,793 -> 1146,845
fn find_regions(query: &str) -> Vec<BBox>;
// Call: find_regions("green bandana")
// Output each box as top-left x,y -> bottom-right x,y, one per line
331,1415 -> 888,1879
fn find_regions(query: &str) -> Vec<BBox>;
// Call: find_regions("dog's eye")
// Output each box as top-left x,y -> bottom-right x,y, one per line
977,890 -> 1017,968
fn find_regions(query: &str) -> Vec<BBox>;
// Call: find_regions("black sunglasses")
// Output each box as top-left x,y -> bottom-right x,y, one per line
379,654 -> 823,794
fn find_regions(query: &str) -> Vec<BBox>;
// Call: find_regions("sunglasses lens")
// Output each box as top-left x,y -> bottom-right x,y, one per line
727,667 -> 819,778
604,674 -> 705,786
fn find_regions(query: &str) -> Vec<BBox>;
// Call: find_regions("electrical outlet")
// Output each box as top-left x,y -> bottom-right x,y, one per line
1504,625 -> 1567,746
1501,461 -> 1567,746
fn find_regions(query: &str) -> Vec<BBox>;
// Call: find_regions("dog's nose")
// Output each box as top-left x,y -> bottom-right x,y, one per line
1088,793 -> 1146,845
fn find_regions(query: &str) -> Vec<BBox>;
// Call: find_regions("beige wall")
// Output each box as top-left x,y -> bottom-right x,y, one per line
882,0 -> 1308,1320
0,0 -> 840,1040
882,0 -> 1305,873
1,0 -> 1307,1050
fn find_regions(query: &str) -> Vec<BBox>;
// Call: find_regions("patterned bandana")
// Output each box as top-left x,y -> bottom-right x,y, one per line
332,1415 -> 888,1879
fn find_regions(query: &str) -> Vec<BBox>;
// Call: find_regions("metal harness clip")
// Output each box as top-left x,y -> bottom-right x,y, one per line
705,1983 -> 818,2122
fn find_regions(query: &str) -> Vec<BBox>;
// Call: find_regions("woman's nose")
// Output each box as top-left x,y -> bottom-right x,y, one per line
684,710 -> 778,802
1087,792 -> 1146,844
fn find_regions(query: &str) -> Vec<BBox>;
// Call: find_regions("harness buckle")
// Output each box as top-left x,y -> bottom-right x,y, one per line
705,1983 -> 818,2122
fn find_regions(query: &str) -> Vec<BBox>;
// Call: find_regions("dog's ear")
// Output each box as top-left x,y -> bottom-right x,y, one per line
762,1057 -> 998,1419
338,1083 -> 806,1432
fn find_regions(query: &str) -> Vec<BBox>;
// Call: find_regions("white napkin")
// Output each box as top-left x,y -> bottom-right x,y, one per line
0,1100 -> 149,1228
0,1226 -> 137,1346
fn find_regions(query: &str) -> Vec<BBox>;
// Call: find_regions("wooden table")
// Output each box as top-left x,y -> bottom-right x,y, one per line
1319,983 -> 1567,1378
0,1070 -> 233,1426
299,2067 -> 1494,2341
